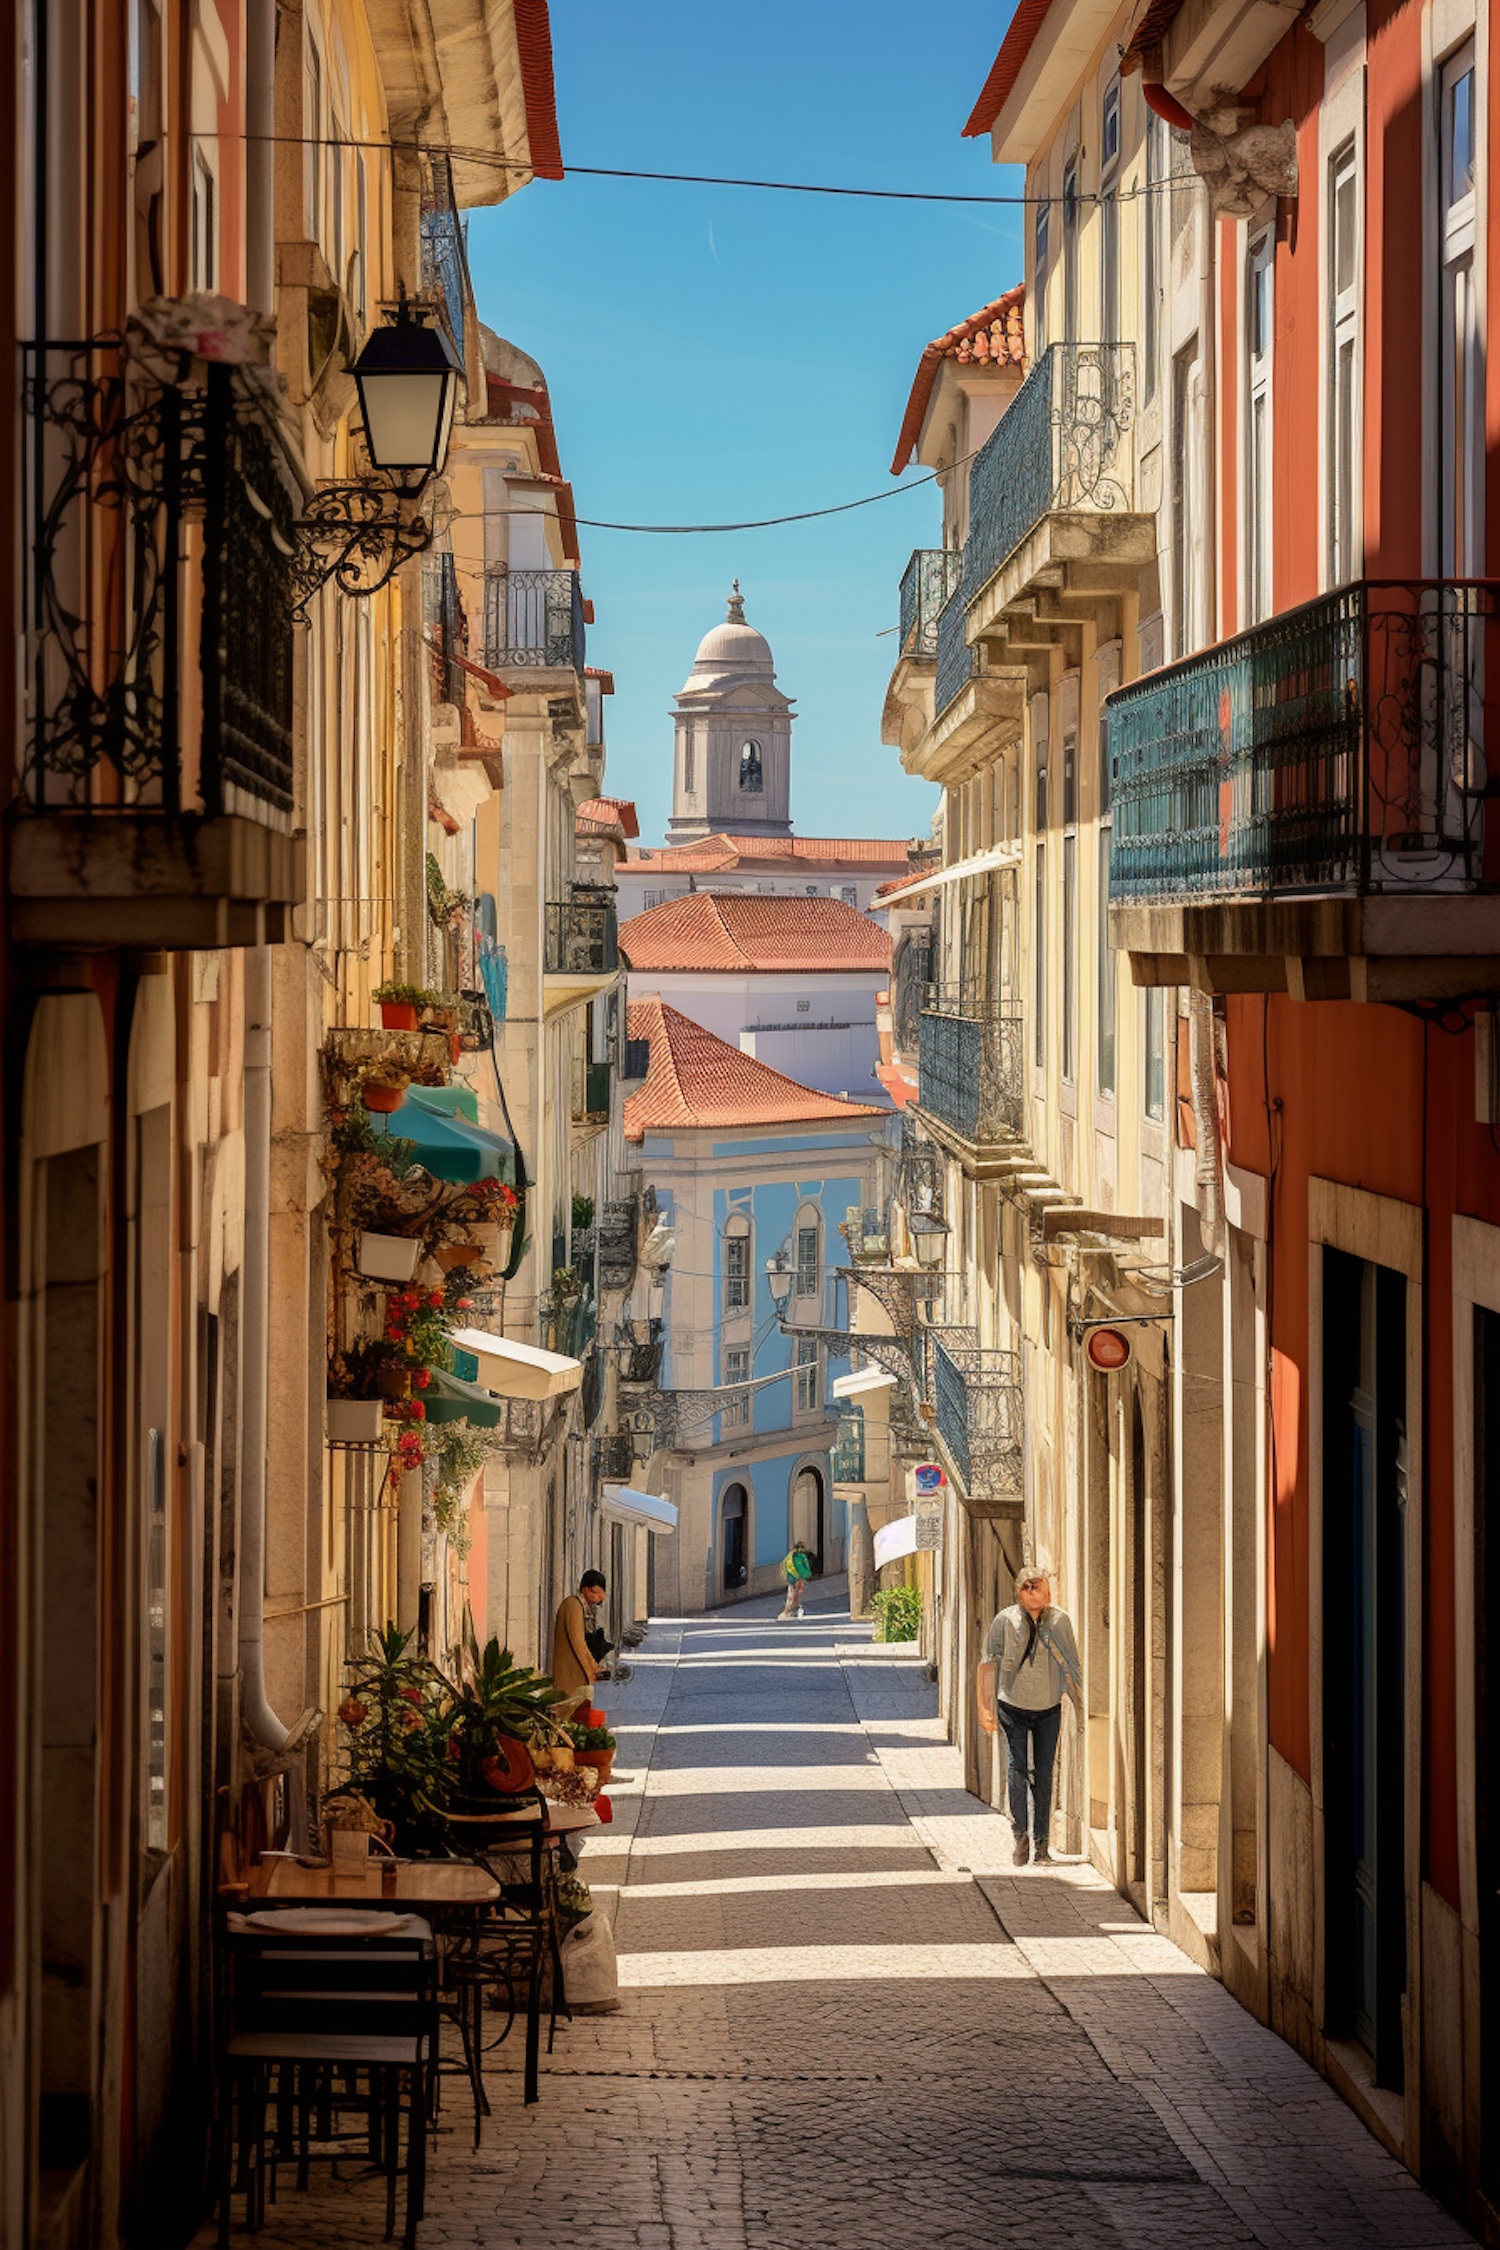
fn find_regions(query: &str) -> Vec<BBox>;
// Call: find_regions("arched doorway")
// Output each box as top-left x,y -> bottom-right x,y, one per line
721,1484 -> 749,1591
789,1464 -> 825,1574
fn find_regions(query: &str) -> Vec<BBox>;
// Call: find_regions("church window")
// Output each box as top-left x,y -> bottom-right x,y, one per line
738,740 -> 763,793
684,737 -> 695,795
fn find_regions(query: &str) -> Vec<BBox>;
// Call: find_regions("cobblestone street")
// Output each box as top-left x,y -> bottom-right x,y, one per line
208,1589 -> 1476,2250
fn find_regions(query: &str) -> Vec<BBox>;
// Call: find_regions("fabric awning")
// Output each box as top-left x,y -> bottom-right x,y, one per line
600,1484 -> 679,1535
873,1514 -> 919,1569
373,1090 -> 514,1185
879,843 -> 1021,903
420,1366 -> 503,1429
446,1326 -> 583,1401
832,1367 -> 897,1400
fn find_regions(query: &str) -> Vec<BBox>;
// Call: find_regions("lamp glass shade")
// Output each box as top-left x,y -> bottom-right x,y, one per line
908,1213 -> 949,1270
351,306 -> 462,480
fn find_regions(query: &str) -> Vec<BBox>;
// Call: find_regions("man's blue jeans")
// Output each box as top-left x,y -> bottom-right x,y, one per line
996,1697 -> 1063,1844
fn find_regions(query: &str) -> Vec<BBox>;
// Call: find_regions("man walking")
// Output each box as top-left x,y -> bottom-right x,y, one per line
979,1565 -> 1082,1865
551,1569 -> 608,1712
779,1541 -> 812,1619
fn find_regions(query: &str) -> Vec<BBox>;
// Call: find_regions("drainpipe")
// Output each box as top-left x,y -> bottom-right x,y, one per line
238,948 -> 294,1766
245,0 -> 277,318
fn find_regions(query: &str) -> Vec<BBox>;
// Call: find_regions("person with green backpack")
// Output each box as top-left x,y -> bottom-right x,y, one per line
779,1541 -> 813,1619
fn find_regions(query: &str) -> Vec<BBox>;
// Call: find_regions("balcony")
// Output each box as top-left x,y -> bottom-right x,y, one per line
927,1329 -> 1023,1517
1108,580 -> 1500,1002
595,1197 -> 639,1294
895,580 -> 1024,784
11,349 -> 305,948
593,1432 -> 636,1482
832,1409 -> 894,1489
482,564 -> 585,677
543,885 -> 619,1016
962,344 -> 1153,655
916,986 -> 1027,1176
571,1057 -> 611,1130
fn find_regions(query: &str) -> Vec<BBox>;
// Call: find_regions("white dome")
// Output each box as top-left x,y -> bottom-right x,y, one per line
685,582 -> 775,680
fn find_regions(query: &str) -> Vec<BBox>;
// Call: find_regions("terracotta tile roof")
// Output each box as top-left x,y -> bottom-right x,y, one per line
618,892 -> 892,974
625,834 -> 912,875
963,0 -> 1056,138
873,870 -> 935,901
512,0 -> 564,180
1121,0 -> 1189,71
576,797 -> 639,839
624,997 -> 886,1139
891,286 -> 1026,474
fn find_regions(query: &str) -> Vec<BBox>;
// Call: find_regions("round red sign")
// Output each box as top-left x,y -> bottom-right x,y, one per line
1085,1325 -> 1132,1373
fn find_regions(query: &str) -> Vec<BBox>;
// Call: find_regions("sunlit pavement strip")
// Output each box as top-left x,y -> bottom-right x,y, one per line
202,1587 -> 1477,2250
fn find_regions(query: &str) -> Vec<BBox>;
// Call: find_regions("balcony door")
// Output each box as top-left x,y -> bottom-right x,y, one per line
1322,1248 -> 1407,2086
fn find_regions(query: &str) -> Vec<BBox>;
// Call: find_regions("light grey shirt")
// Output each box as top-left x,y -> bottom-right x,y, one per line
984,1603 -> 1082,1713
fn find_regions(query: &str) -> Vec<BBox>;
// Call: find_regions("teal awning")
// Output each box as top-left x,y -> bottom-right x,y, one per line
406,1083 -> 480,1126
420,1366 -> 504,1429
373,1092 -> 514,1185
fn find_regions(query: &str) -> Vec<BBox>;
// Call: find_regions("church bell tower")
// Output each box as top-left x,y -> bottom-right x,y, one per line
667,583 -> 794,841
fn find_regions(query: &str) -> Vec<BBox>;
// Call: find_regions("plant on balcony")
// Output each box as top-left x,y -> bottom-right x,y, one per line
572,1193 -> 595,1232
426,851 -> 473,933
373,980 -> 441,1031
333,1624 -> 453,1850
431,1425 -> 490,1556
326,1339 -> 401,1443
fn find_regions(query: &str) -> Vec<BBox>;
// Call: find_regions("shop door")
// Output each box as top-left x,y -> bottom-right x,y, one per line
722,1485 -> 748,1591
1322,1249 -> 1407,2086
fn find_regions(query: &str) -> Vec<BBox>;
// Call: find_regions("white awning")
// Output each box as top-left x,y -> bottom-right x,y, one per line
880,843 -> 1021,903
601,1483 -> 679,1535
873,1515 -> 919,1569
832,1366 -> 897,1400
447,1327 -> 583,1401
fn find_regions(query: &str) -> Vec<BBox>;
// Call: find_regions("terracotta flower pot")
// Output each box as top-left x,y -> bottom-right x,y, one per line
362,1081 -> 405,1115
573,1748 -> 614,1786
379,1001 -> 419,1031
435,1241 -> 485,1272
480,1737 -> 535,1793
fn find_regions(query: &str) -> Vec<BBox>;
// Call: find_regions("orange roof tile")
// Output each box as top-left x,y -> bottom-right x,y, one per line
626,834 -> 912,875
512,0 -> 564,181
891,286 -> 1026,474
576,796 -> 639,839
624,998 -> 886,1139
618,892 -> 892,974
963,0 -> 1056,138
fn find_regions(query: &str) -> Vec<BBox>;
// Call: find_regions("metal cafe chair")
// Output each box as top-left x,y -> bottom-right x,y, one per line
437,1799 -> 571,2133
216,1923 -> 436,2247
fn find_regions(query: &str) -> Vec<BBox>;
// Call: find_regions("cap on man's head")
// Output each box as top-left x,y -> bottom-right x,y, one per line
581,1570 -> 606,1592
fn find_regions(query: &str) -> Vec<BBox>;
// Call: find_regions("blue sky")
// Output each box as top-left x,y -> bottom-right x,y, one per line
465,0 -> 1022,845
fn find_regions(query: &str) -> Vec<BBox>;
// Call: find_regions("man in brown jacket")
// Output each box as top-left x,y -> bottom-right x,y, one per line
551,1570 -> 607,1710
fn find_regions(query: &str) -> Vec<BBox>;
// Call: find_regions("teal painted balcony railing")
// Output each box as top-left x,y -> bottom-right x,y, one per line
899,548 -> 963,661
832,1411 -> 865,1483
933,580 -> 978,717
918,985 -> 1025,1148
928,1329 -> 1022,1501
1108,580 -> 1500,902
962,343 -> 1136,603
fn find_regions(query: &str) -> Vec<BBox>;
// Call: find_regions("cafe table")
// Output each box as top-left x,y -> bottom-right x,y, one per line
243,1857 -> 500,1910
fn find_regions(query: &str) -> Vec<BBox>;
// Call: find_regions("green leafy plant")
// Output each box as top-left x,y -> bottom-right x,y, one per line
374,981 -> 440,1007
571,1193 -> 595,1232
328,1338 -> 401,1401
334,1624 -> 452,1847
570,1722 -> 616,1752
439,1637 -> 571,1797
871,1584 -> 922,1644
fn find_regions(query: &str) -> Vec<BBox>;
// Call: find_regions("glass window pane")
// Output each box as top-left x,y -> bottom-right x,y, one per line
1145,988 -> 1166,1119
1098,831 -> 1116,1093
795,1226 -> 819,1295
1450,68 -> 1474,205
1335,169 -> 1357,295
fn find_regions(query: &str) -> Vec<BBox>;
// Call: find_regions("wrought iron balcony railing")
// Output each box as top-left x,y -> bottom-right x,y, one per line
545,891 -> 619,975
483,564 -> 585,673
891,926 -> 933,1061
23,347 -> 298,819
934,580 -> 978,718
593,1432 -> 636,1482
927,1328 -> 1023,1504
489,1395 -> 547,1457
962,343 -> 1137,602
419,153 -> 472,369
595,1198 -> 639,1294
918,985 -> 1025,1149
1108,580 -> 1500,903
616,1322 -> 665,1387
832,1411 -> 866,1482
899,548 -> 963,662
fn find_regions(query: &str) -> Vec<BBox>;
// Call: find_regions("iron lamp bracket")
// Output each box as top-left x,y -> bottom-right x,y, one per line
289,477 -> 434,623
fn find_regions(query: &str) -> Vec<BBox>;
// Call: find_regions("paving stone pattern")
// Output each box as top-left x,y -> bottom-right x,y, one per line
205,1588 -> 1475,2249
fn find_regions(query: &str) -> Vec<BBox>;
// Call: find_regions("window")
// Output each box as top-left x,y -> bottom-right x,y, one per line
1034,194 -> 1050,354
739,740 -> 763,793
723,1348 -> 751,1426
330,123 -> 345,286
838,885 -> 857,907
1061,726 -> 1077,1084
1062,155 -> 1080,344
795,1224 -> 819,1297
1144,113 -> 1164,401
683,735 -> 695,796
1145,987 -> 1166,1119
1102,79 -> 1121,170
1172,346 -> 1198,657
1101,83 -> 1121,346
796,998 -> 810,1012
794,1336 -> 820,1412
725,1225 -> 750,1312
725,1347 -> 750,1384
190,149 -> 216,289
1440,44 -> 1479,573
643,889 -> 662,909
1246,229 -> 1275,623
1097,647 -> 1119,1095
303,34 -> 323,240
1034,728 -> 1048,1072
1328,143 -> 1359,584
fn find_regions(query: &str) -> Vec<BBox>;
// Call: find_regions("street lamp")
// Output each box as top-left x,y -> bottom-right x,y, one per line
907,1210 -> 950,1272
351,294 -> 462,494
765,1251 -> 793,1314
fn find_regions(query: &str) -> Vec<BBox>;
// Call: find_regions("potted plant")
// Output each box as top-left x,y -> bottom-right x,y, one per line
357,1228 -> 420,1283
439,1637 -> 572,1810
333,1624 -> 453,1851
361,1074 -> 410,1115
570,1720 -> 616,1786
373,980 -> 439,1033
327,1340 -> 397,1443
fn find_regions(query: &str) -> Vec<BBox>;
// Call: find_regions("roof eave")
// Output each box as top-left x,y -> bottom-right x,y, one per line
365,0 -> 563,209
977,0 -> 1128,164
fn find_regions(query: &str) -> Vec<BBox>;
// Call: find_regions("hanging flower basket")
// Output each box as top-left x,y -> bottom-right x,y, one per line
326,1397 -> 385,1444
362,1080 -> 405,1115
379,1001 -> 420,1032
358,1230 -> 420,1283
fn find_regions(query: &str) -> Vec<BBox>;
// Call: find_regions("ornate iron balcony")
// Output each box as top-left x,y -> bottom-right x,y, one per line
489,1395 -> 547,1457
927,1328 -> 1023,1508
595,1198 -> 639,1294
545,893 -> 618,975
482,564 -> 585,673
934,580 -> 978,718
23,347 -> 298,820
891,926 -> 933,1061
899,548 -> 963,662
918,985 -> 1025,1151
616,1322 -> 665,1387
593,1432 -> 635,1482
962,343 -> 1137,602
1109,580 -> 1500,903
